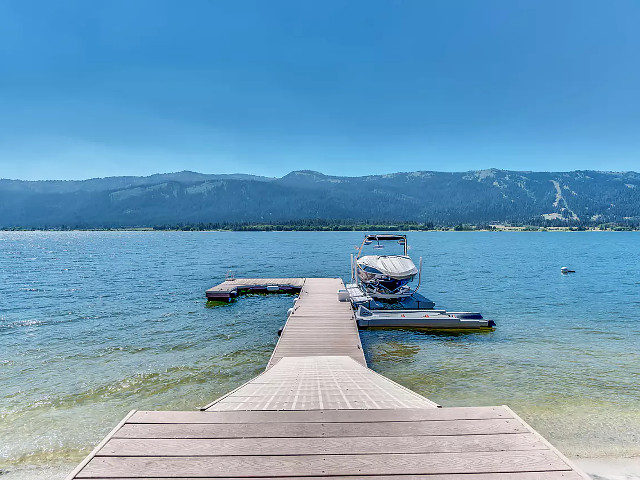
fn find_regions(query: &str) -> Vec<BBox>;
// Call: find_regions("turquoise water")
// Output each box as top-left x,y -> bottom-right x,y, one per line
1,231 -> 639,479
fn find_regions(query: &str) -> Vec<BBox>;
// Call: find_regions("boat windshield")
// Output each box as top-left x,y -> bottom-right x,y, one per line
359,235 -> 407,257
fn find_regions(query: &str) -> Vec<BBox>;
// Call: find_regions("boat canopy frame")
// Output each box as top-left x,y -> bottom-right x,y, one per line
358,234 -> 408,257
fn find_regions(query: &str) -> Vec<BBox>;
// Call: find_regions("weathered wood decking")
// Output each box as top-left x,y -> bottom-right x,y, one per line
70,406 -> 586,479
269,278 -> 365,367
67,277 -> 589,480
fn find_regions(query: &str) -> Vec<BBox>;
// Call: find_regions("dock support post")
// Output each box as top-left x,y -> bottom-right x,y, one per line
411,256 -> 423,295
350,254 -> 354,283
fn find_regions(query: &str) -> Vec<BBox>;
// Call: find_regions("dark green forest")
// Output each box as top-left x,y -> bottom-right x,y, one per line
2,169 -> 639,229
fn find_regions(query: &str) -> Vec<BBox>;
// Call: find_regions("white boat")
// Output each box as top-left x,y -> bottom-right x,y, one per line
354,234 -> 419,298
345,234 -> 495,329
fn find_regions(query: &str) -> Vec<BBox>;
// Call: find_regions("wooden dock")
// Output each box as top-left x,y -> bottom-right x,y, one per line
67,277 -> 589,480
269,278 -> 365,368
206,278 -> 305,301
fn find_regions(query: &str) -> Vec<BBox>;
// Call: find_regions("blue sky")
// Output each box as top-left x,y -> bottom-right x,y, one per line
1,0 -> 639,180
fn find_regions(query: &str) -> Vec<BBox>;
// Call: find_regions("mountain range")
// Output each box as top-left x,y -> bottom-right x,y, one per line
1,169 -> 639,228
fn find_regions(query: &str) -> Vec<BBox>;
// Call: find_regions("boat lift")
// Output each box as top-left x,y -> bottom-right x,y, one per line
345,251 -> 494,329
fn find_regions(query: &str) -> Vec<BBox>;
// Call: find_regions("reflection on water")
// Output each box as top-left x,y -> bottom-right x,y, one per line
366,326 -> 496,337
0,231 -> 639,479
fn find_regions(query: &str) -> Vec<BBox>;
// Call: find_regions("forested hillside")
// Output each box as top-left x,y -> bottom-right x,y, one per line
1,169 -> 639,228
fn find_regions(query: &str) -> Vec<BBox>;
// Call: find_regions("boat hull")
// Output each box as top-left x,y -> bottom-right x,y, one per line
356,269 -> 413,292
356,255 -> 418,294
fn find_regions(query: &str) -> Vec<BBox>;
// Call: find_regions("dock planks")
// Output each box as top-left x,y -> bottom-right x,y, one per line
268,278 -> 365,367
67,277 -> 589,480
70,406 -> 585,479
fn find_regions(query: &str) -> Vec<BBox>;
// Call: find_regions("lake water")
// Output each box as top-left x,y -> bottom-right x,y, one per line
1,231 -> 639,479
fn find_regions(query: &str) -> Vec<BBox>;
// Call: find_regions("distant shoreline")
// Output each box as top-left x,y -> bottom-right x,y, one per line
3,170 -> 640,232
2,225 -> 638,232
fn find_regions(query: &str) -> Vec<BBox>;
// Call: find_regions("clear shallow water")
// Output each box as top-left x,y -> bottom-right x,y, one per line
0,231 -> 639,478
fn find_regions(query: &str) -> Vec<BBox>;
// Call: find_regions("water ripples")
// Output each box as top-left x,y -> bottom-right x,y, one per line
0,231 -> 639,479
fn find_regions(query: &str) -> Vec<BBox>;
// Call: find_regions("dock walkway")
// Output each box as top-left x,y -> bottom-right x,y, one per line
269,278 -> 365,367
67,277 -> 589,480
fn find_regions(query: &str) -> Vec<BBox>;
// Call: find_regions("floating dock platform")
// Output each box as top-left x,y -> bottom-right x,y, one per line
206,277 -> 305,301
356,305 -> 495,329
207,278 -> 494,329
345,282 -> 437,309
345,283 -> 495,329
67,278 -> 587,480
